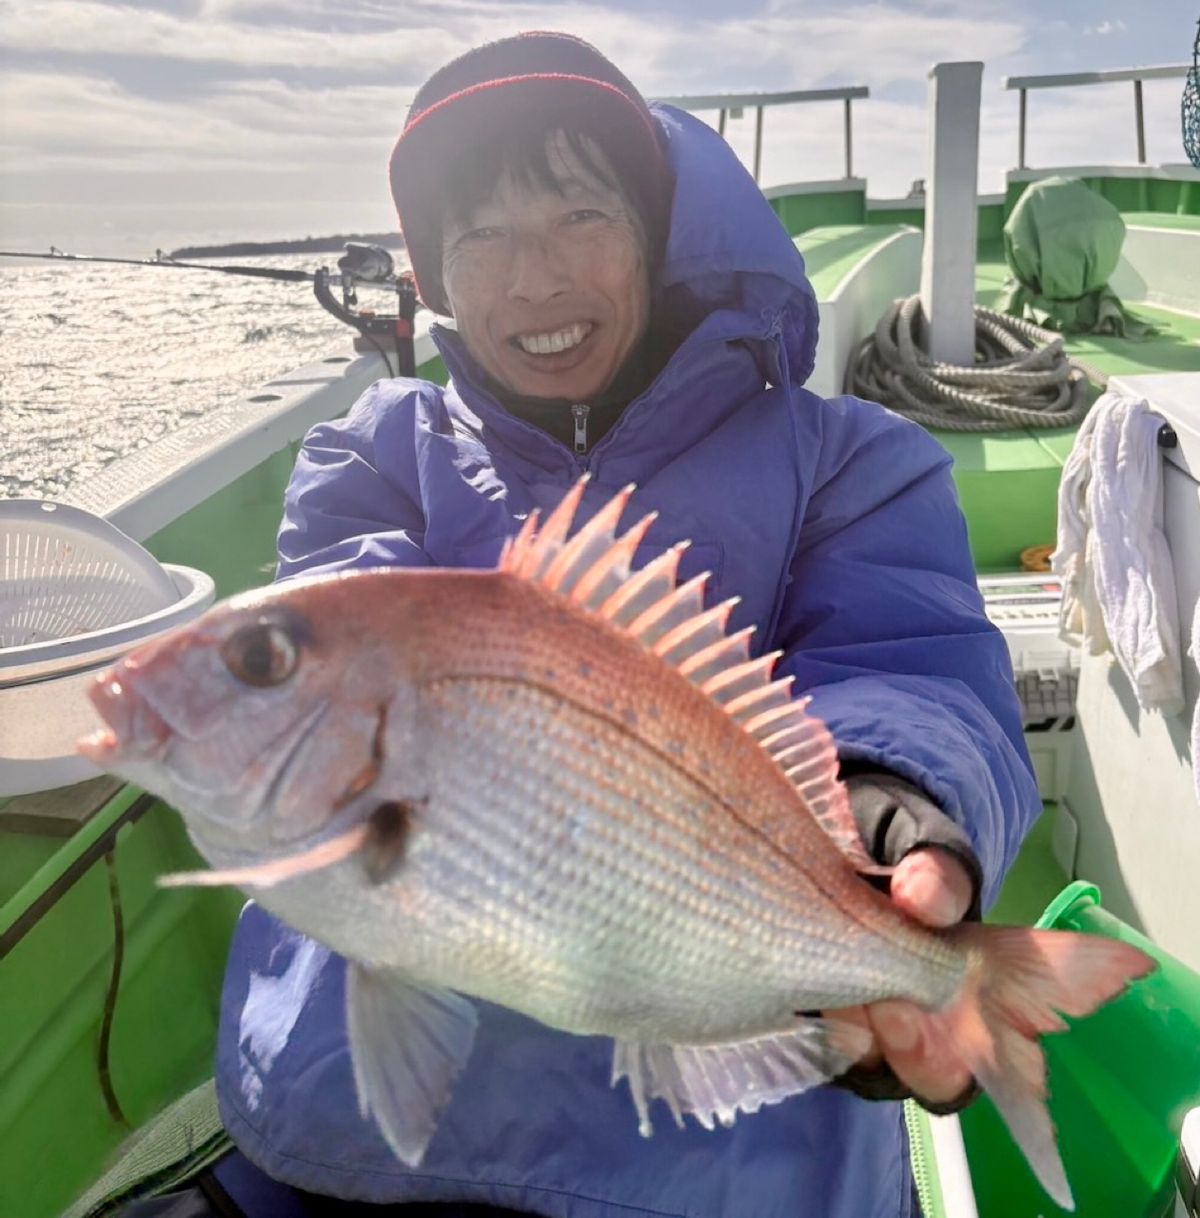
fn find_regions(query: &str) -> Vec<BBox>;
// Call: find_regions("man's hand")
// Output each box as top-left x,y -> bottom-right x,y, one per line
828,768 -> 984,1109
829,848 -> 976,1105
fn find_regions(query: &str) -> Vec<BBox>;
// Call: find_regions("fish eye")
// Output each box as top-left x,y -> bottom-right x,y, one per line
221,620 -> 299,688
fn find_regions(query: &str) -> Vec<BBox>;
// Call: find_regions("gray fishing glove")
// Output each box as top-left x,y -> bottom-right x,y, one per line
842,766 -> 984,923
829,765 -> 983,1114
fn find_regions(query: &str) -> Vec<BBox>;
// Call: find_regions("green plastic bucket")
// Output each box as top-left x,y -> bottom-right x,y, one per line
962,881 -> 1200,1218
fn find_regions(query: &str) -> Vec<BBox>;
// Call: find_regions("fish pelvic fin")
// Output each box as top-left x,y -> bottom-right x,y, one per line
497,478 -> 873,870
922,924 -> 1156,1212
611,1016 -> 871,1137
345,965 -> 478,1166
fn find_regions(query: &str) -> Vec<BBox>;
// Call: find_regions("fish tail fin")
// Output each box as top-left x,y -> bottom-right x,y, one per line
919,925 -> 1154,1213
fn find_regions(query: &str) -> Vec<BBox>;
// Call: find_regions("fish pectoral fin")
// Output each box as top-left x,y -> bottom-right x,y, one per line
611,1017 -> 871,1137
345,965 -> 478,1166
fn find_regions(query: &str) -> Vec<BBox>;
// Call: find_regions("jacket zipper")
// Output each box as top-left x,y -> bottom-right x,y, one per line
571,403 -> 590,457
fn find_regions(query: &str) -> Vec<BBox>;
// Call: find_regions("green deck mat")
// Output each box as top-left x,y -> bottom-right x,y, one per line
794,225 -> 908,299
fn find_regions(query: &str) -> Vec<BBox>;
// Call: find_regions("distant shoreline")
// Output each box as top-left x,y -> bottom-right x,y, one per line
169,232 -> 406,259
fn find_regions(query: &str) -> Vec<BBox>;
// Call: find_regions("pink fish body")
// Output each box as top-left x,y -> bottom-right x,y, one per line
80,480 -> 1152,1209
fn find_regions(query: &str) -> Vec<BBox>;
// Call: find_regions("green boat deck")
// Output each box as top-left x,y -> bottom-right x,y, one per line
939,239 -> 1200,572
796,223 -> 910,298
1122,211 -> 1200,232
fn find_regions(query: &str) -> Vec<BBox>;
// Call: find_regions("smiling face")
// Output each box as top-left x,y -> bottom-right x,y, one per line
441,130 -> 651,402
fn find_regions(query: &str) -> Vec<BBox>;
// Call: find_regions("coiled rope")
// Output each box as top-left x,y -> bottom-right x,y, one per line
847,295 -> 1102,432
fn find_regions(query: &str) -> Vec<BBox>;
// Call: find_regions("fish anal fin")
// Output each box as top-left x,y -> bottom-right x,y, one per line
345,966 -> 478,1166
612,1017 -> 870,1137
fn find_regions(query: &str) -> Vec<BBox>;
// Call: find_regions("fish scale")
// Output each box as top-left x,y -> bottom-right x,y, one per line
424,730 -> 770,1003
414,674 -> 955,1038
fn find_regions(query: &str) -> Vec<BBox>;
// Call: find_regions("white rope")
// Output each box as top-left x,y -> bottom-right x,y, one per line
846,295 -> 1102,432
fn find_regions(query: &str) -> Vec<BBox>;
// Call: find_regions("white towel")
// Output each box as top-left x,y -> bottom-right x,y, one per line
1054,405 -> 1110,656
1052,391 -> 1184,715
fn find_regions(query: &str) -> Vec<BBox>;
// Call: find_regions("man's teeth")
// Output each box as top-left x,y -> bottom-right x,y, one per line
516,322 -> 591,355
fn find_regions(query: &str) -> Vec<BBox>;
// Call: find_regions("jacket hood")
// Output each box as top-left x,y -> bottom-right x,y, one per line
653,103 -> 819,387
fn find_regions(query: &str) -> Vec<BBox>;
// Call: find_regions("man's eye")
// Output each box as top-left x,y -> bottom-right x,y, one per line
459,226 -> 504,244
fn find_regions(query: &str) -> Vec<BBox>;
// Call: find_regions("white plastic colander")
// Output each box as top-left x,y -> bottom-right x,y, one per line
1,500 -> 217,798
1,500 -> 179,648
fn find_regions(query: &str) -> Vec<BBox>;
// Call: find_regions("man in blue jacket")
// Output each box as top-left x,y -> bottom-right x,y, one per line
207,32 -> 1040,1218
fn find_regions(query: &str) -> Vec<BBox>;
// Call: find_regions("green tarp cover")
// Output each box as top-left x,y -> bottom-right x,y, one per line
1001,176 -> 1153,337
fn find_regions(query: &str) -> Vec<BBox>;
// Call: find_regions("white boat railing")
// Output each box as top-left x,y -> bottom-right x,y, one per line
1003,64 -> 1191,169
654,86 -> 869,183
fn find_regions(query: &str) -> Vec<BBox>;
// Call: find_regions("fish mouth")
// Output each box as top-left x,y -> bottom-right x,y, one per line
78,667 -> 172,765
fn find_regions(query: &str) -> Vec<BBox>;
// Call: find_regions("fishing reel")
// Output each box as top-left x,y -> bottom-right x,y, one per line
313,242 -> 418,376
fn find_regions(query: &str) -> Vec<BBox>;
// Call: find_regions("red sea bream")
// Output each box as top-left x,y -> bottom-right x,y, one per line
78,479 -> 1153,1211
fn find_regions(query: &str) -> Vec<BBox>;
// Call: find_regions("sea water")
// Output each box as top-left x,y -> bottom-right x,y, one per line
0,253 -> 409,500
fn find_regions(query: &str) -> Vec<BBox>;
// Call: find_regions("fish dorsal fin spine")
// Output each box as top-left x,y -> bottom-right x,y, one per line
676,626 -> 755,685
499,479 -> 872,870
601,543 -> 690,627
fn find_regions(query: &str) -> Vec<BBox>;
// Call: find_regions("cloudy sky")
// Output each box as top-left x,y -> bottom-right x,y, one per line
0,0 -> 1195,254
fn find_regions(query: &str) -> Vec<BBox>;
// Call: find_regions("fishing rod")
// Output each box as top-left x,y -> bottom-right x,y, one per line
318,243 -> 419,378
0,245 -> 317,283
1,242 -> 420,377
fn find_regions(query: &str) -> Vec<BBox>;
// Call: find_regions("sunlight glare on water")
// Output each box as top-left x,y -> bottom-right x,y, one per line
0,252 -> 408,499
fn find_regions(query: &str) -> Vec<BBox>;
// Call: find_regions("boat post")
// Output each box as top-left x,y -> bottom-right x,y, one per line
919,61 -> 983,365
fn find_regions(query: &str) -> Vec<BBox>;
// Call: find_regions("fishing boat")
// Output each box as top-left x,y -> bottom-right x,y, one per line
4,54 -> 1200,1218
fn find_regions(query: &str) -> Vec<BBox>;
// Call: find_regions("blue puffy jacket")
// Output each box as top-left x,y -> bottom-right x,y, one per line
214,106 -> 1040,1218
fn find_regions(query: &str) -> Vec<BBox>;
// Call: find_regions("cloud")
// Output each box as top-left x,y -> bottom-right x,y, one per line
0,71 -> 405,171
0,0 -> 1190,253
992,73 -> 1186,173
1086,18 -> 1129,36
0,0 -> 463,73
2,0 -> 1024,88
0,0 -> 1030,198
2,56 -> 1185,195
